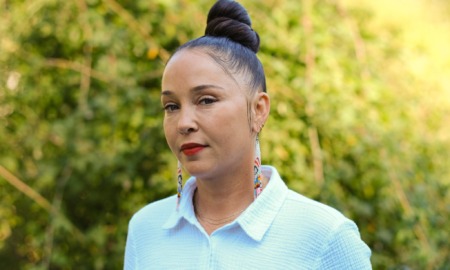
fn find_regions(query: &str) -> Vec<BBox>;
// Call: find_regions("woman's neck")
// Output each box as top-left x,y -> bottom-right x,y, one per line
194,168 -> 255,234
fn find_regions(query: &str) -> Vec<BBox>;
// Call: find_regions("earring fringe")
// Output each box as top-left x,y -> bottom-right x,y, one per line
254,136 -> 263,199
176,160 -> 183,210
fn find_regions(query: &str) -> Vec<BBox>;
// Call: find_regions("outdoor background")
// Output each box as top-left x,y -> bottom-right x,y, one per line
1,0 -> 449,269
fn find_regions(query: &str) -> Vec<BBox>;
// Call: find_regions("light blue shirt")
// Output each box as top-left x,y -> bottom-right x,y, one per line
124,166 -> 371,269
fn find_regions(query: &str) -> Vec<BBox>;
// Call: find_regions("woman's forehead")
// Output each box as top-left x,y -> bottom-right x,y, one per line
162,49 -> 247,92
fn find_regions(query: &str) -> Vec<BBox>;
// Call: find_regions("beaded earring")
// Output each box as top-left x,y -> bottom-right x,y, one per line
176,160 -> 183,210
253,135 -> 263,199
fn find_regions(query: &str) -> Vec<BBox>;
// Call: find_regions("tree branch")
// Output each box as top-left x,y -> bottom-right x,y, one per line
303,0 -> 325,188
0,165 -> 52,211
0,165 -> 86,244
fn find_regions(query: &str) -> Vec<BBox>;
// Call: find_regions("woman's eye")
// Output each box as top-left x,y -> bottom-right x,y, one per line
199,97 -> 216,105
164,104 -> 179,112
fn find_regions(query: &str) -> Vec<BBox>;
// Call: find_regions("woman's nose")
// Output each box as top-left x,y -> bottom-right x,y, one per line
177,107 -> 198,135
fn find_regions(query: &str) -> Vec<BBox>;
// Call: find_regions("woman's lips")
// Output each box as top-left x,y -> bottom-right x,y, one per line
182,147 -> 204,156
180,143 -> 206,156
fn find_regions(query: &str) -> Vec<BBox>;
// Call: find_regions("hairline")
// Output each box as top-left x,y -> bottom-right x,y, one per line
167,46 -> 260,134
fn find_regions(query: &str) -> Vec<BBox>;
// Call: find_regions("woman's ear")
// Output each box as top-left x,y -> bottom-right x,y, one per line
252,91 -> 270,133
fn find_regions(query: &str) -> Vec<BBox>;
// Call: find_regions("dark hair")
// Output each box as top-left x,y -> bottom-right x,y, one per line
173,0 -> 266,93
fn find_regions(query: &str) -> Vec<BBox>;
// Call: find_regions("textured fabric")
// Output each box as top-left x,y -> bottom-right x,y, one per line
124,166 -> 372,269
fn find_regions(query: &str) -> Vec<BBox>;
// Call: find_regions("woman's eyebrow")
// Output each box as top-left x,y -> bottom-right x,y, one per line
191,84 -> 224,93
161,85 -> 224,96
161,90 -> 173,96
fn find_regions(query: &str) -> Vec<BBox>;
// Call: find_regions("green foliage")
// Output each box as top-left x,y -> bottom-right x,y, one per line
1,0 -> 449,269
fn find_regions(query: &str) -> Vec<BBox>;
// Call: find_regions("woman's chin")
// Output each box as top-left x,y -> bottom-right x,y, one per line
183,164 -> 218,180
183,163 -> 209,176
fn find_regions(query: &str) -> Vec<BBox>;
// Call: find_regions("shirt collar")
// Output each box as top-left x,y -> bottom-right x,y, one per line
237,166 -> 288,241
162,177 -> 198,230
162,166 -> 289,242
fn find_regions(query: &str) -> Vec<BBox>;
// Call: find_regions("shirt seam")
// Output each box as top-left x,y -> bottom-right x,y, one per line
312,219 -> 346,269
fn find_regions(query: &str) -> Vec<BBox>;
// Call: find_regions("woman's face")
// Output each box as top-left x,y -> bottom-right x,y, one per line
161,49 -> 256,180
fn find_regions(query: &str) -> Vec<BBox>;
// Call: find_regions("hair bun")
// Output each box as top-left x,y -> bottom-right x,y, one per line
205,0 -> 260,53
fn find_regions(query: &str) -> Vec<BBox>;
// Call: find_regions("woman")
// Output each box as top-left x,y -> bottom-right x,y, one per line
124,0 -> 371,269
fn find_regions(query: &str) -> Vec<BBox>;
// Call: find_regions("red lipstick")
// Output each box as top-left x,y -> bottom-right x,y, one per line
180,143 -> 206,156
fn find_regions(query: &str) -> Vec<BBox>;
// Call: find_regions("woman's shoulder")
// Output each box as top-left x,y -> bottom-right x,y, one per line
282,191 -> 372,268
264,165 -> 354,229
285,190 -> 347,221
128,195 -> 177,228
277,189 -> 357,236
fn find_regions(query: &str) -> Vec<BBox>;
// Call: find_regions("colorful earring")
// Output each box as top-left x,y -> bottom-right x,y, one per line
253,135 -> 263,199
176,160 -> 183,210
